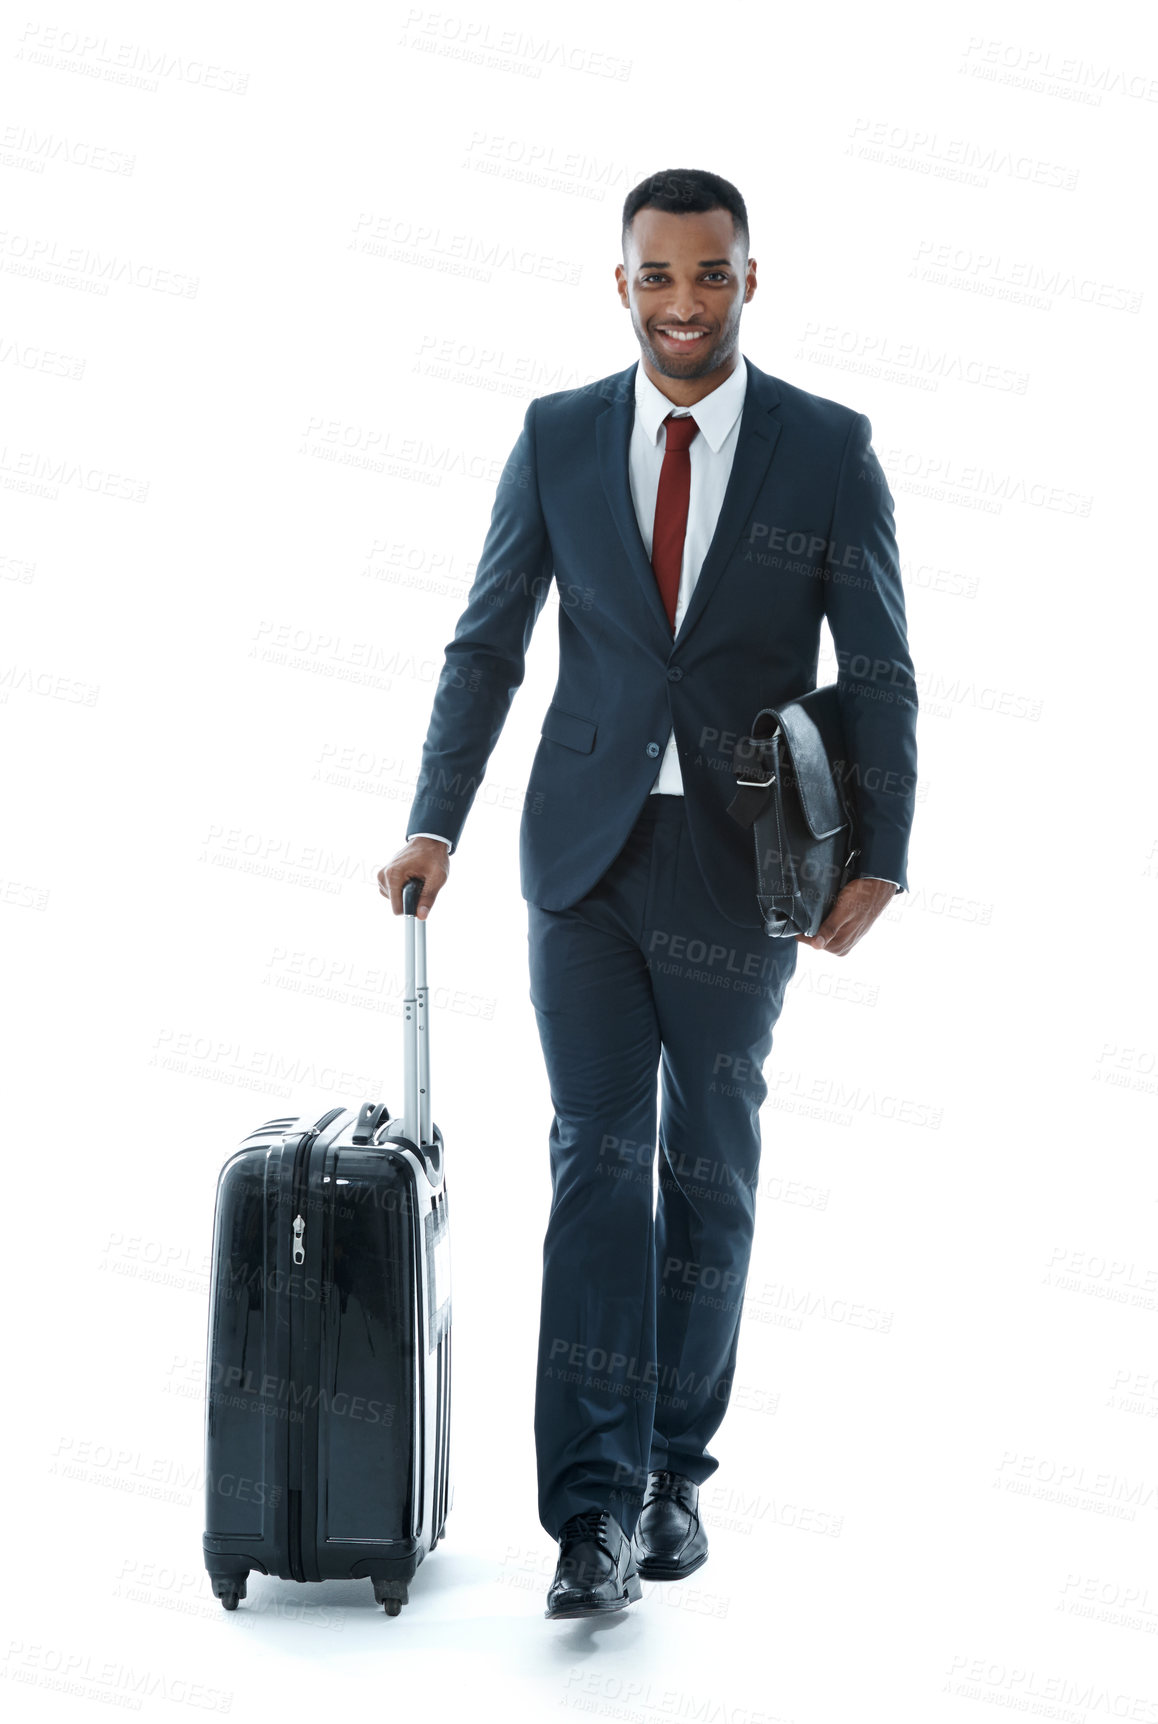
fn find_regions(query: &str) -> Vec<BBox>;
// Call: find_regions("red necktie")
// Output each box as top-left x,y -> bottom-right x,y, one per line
651,411 -> 699,632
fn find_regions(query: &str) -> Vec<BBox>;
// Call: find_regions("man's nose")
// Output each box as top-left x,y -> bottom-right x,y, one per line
664,292 -> 705,321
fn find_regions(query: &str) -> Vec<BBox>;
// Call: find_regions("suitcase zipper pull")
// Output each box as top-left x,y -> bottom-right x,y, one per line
292,1214 -> 305,1264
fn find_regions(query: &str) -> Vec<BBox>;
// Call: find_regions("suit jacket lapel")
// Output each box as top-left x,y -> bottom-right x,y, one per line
674,360 -> 782,649
595,365 -> 674,647
595,358 -> 783,654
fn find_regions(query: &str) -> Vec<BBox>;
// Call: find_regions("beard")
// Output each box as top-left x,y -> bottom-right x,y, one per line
635,310 -> 740,380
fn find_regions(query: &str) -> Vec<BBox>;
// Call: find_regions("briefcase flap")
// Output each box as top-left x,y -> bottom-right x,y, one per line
776,702 -> 848,841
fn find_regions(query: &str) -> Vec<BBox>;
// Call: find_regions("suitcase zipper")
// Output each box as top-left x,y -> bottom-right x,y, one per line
286,1108 -> 344,1583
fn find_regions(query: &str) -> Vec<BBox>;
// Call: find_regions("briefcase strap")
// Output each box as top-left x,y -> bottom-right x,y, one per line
726,729 -> 780,828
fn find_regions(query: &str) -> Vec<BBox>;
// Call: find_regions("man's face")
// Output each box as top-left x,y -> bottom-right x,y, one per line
616,207 -> 755,380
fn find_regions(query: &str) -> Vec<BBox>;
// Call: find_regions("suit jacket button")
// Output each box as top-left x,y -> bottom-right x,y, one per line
645,741 -> 660,757
667,666 -> 683,682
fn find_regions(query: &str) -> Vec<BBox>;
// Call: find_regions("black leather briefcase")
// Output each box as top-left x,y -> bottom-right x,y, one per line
726,683 -> 860,938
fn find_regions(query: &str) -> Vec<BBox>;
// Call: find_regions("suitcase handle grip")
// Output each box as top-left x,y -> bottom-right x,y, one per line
352,1101 -> 392,1145
399,874 -> 431,1148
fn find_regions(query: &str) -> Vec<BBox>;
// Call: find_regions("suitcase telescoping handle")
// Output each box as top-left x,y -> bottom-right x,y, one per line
400,877 -> 431,1149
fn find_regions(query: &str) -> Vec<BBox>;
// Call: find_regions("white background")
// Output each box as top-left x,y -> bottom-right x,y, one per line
4,0 -> 1157,1718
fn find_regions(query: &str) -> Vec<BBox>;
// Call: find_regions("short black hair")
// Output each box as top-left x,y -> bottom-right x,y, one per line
621,168 -> 749,260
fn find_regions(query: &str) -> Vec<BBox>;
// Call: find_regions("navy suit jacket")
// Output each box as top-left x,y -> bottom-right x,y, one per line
405,355 -> 918,931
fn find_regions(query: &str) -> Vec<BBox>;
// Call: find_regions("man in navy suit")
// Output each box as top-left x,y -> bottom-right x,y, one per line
381,168 -> 917,1620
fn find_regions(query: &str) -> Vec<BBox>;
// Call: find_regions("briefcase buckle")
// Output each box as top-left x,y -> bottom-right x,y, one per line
733,723 -> 781,789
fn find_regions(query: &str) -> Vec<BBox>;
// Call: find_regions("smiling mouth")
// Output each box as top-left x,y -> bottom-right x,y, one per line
656,326 -> 710,346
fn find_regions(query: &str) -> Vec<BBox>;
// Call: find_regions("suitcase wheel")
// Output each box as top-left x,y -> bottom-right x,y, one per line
209,1572 -> 248,1612
372,1578 -> 409,1616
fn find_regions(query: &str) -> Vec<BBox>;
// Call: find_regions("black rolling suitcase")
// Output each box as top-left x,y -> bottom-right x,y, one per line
202,880 -> 451,1616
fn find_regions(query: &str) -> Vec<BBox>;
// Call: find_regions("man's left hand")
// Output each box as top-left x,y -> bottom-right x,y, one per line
796,878 -> 896,957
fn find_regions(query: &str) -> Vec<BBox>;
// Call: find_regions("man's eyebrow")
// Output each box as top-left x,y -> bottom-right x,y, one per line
637,258 -> 734,269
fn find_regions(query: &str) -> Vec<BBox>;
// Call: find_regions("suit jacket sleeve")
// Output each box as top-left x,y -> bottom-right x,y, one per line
405,398 -> 553,854
823,412 -> 918,893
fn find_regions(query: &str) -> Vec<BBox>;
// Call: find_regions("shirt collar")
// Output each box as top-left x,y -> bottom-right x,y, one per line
633,352 -> 748,453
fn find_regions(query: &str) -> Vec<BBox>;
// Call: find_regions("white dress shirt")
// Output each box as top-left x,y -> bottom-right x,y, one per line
409,352 -> 897,888
628,353 -> 747,795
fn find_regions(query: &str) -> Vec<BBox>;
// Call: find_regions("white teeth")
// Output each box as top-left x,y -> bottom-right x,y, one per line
660,329 -> 705,342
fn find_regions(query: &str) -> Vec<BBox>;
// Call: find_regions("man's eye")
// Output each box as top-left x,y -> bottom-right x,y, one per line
639,273 -> 729,285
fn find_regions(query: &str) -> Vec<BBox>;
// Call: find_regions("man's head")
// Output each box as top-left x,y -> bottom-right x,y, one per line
616,169 -> 755,393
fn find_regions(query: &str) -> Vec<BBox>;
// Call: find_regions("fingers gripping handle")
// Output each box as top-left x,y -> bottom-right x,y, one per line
400,875 -> 431,1148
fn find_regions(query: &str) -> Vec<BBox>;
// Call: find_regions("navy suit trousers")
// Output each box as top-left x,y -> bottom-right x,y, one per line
527,792 -> 798,1539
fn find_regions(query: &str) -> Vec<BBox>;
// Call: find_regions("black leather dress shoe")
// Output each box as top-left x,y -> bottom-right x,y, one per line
545,1508 -> 642,1619
631,1470 -> 708,1579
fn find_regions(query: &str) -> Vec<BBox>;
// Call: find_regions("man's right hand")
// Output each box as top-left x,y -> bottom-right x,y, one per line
378,837 -> 450,919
